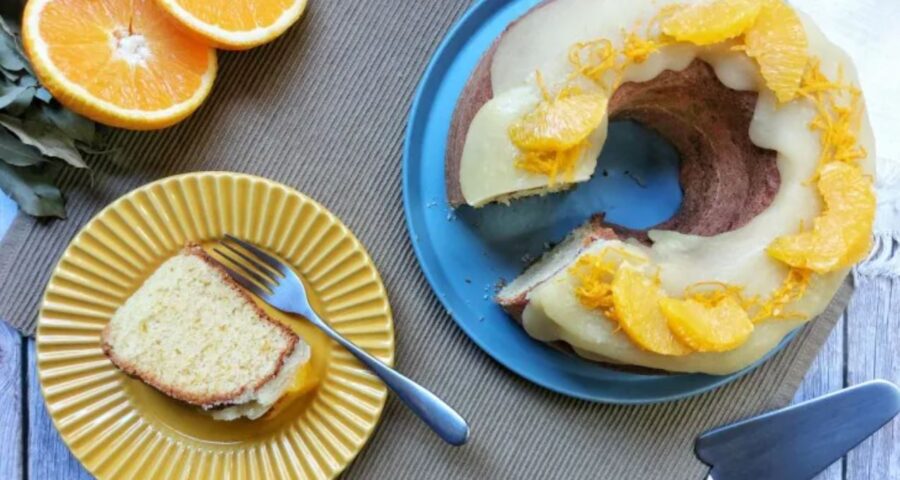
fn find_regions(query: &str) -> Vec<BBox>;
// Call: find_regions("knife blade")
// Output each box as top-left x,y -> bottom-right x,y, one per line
696,380 -> 900,480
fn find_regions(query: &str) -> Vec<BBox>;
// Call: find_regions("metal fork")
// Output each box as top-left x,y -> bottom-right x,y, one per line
212,235 -> 469,446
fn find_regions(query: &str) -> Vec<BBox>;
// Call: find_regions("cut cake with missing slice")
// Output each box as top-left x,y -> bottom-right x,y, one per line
101,244 -> 310,421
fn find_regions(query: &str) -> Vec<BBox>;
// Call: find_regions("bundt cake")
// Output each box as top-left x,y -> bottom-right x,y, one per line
446,0 -> 876,374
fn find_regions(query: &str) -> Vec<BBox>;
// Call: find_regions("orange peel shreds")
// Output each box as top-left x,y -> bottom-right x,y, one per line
570,246 -> 649,314
621,30 -> 663,65
799,62 -> 868,167
660,296 -> 754,353
752,268 -> 812,323
768,162 -> 875,273
683,281 -> 756,311
661,0 -> 762,46
744,0 -> 809,103
514,147 -> 583,184
568,39 -> 617,85
569,252 -> 619,315
610,267 -> 693,356
509,89 -> 608,152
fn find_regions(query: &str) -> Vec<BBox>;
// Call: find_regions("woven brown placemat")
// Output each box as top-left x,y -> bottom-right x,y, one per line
0,1 -> 853,477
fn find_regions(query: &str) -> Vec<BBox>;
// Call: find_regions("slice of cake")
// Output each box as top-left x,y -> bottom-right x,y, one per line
101,244 -> 311,421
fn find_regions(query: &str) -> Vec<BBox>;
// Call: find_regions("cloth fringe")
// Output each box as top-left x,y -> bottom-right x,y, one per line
854,232 -> 900,278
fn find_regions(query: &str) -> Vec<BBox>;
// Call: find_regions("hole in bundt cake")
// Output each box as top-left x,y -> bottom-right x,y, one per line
595,119 -> 682,229
605,59 -> 781,239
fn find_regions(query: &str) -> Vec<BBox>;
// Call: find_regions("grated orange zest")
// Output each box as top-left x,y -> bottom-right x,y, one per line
751,267 -> 812,323
683,281 -> 756,311
568,39 -> 617,87
799,61 -> 868,169
569,251 -> 620,316
621,30 -> 664,65
514,148 -> 583,184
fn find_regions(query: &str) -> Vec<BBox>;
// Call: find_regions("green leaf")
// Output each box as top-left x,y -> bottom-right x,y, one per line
0,128 -> 44,166
35,86 -> 52,103
0,160 -> 65,218
4,85 -> 33,115
0,113 -> 86,168
0,28 -> 25,73
0,16 -> 29,75
0,83 -> 27,110
0,15 -> 21,38
33,103 -> 95,144
0,67 -> 18,82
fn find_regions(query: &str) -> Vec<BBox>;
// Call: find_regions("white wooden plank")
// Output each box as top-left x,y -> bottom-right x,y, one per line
795,314 -> 846,480
846,274 -> 900,479
0,322 -> 22,479
27,340 -> 93,480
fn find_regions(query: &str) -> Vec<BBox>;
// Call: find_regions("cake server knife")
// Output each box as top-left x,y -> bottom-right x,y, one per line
696,380 -> 900,480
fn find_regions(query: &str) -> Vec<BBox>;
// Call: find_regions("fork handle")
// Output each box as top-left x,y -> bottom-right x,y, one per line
305,313 -> 470,446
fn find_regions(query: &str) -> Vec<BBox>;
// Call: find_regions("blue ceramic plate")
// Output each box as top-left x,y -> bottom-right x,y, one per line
402,0 -> 796,403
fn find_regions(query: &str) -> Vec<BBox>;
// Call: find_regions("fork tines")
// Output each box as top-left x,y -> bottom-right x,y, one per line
212,236 -> 285,295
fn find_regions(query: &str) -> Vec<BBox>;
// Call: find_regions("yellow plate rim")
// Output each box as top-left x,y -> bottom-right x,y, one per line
36,171 -> 395,479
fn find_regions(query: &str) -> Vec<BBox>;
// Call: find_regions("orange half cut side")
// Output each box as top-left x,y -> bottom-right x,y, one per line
23,0 -> 216,130
155,0 -> 309,50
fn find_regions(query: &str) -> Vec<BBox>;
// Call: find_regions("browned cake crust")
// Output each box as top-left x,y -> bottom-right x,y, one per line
100,243 -> 299,408
446,42 -> 497,206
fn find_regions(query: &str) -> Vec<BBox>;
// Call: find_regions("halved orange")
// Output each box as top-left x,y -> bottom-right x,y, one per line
155,0 -> 309,50
23,0 -> 217,130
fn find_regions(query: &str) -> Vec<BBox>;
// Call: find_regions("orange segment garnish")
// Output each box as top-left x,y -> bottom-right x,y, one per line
23,0 -> 216,130
768,162 -> 875,273
662,0 -> 762,46
611,267 -> 692,356
155,0 -> 309,50
660,296 -> 754,353
744,0 -> 808,103
508,79 -> 607,183
509,90 -> 607,152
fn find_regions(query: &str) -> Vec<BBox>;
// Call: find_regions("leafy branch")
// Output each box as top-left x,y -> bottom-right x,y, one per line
0,15 -> 102,218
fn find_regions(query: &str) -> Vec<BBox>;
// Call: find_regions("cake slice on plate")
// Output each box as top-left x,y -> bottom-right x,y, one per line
101,244 -> 310,421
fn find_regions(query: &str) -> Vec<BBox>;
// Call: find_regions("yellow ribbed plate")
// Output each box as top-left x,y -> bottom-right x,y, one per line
36,172 -> 394,479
